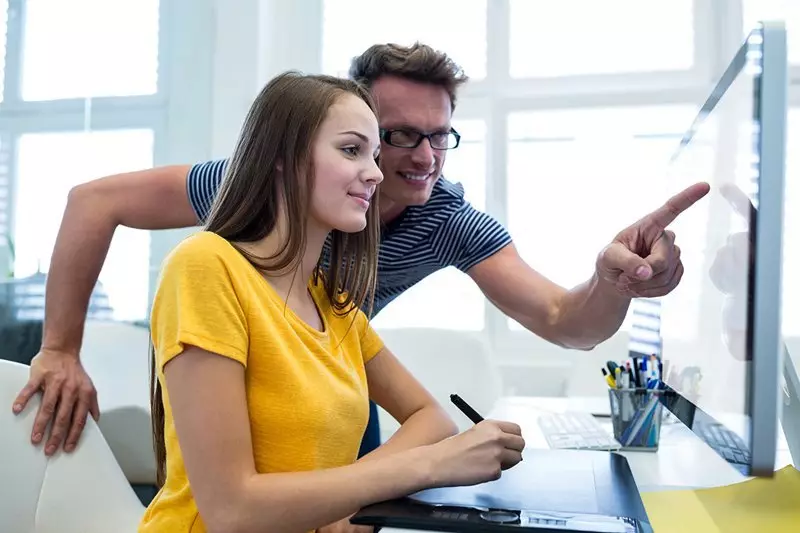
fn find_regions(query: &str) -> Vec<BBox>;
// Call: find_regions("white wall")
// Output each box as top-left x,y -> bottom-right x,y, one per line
147,0 -> 329,307
205,0 -> 326,159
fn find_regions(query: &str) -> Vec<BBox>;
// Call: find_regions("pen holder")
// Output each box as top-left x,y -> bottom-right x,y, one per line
608,388 -> 664,452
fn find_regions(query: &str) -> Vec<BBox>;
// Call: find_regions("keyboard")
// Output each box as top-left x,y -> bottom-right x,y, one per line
699,423 -> 752,465
538,412 -> 622,451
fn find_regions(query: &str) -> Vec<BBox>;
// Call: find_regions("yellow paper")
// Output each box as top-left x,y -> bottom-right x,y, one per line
641,465 -> 800,532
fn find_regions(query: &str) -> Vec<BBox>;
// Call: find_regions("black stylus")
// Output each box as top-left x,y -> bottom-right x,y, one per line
450,393 -> 484,424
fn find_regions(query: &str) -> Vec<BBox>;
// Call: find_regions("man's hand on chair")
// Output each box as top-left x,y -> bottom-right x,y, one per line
11,349 -> 100,455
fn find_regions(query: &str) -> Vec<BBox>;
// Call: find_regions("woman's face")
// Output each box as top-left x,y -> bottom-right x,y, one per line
309,93 -> 383,233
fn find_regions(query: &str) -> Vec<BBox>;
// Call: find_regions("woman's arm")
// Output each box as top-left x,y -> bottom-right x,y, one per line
166,346 -> 433,533
358,346 -> 458,462
164,346 -> 525,533
166,345 -> 525,533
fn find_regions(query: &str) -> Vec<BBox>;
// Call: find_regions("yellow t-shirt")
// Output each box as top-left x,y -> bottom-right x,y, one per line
138,231 -> 384,533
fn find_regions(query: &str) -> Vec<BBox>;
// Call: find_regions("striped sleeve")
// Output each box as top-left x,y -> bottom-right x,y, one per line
186,159 -> 229,223
442,202 -> 513,272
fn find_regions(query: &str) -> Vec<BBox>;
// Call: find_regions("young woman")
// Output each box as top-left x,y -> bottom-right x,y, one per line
139,72 -> 525,533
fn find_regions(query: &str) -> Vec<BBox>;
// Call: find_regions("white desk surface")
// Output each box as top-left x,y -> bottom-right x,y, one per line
381,395 -> 793,533
490,396 -> 791,492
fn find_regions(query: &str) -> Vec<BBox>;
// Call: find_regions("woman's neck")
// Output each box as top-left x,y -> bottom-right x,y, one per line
238,222 -> 329,301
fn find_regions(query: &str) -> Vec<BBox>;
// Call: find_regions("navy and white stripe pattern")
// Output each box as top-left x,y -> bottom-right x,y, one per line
187,159 -> 228,223
186,159 -> 513,316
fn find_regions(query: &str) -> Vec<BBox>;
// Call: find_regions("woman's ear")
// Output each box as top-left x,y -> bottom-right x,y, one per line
276,161 -> 284,173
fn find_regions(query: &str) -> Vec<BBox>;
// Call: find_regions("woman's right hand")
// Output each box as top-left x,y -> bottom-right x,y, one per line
425,420 -> 526,488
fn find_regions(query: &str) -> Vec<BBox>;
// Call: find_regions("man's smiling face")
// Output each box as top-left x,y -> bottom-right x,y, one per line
370,75 -> 455,218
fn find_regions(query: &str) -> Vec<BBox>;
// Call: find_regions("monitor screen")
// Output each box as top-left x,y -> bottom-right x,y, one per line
659,21 -> 787,476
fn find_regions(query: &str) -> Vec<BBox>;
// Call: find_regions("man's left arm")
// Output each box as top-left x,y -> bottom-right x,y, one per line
455,182 -> 710,350
467,245 -> 631,350
445,205 -> 622,349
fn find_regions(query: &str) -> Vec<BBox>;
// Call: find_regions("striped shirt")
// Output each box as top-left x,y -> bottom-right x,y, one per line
187,159 -> 513,316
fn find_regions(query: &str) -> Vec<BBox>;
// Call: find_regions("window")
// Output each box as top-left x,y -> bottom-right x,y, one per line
14,129 -> 154,321
313,1 -> 798,353
321,0 -> 487,80
0,0 -> 167,322
506,105 -> 699,330
0,134 -> 9,249
0,0 -> 7,101
508,0 -> 695,78
21,0 -> 160,100
444,119 -> 486,211
743,0 -> 800,64
370,119 -> 487,330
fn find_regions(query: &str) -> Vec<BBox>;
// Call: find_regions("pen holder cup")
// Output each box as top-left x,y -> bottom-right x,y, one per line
608,388 -> 664,452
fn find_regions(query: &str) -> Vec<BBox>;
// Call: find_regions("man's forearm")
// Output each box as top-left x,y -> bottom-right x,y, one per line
41,165 -> 198,355
41,186 -> 118,355
550,272 -> 631,350
357,405 -> 457,463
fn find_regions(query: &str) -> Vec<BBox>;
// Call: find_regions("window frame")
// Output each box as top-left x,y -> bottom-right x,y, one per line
315,0 -> 800,357
0,0 -> 169,233
0,0 -> 214,321
4,1 -> 791,337
458,0 -> 769,348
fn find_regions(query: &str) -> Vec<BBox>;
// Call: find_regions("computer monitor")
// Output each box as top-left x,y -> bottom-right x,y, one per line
658,20 -> 796,477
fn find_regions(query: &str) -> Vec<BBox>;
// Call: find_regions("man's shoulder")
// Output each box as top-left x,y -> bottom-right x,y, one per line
408,176 -> 469,218
188,158 -> 229,181
431,176 -> 467,201
187,159 -> 231,223
386,177 -> 488,235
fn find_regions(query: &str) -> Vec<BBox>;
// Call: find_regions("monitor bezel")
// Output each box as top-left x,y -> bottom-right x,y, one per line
658,20 -> 787,477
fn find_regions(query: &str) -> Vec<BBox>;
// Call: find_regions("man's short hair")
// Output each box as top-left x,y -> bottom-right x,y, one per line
348,42 -> 469,111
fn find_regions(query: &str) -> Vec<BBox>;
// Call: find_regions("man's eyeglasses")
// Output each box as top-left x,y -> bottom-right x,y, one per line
379,127 -> 461,150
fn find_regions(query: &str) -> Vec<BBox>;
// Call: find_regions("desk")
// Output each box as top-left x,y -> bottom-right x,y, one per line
381,395 -> 793,533
490,396 -> 791,492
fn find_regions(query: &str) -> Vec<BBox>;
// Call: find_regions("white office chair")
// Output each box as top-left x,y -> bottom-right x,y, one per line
0,359 -> 145,532
80,320 -> 156,485
374,327 -> 503,438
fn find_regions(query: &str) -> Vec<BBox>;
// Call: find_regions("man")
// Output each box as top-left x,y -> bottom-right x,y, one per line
11,42 -> 709,458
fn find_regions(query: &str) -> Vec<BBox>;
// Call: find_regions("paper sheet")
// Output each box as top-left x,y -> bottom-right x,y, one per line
641,465 -> 800,532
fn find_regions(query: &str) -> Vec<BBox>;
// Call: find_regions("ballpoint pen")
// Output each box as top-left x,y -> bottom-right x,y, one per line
631,356 -> 641,387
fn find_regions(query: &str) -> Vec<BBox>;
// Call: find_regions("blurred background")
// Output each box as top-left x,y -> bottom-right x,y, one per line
0,0 -> 797,406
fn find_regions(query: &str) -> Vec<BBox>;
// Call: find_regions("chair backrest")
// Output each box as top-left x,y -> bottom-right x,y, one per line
80,320 -> 156,484
374,327 -> 503,436
0,319 -> 43,365
0,359 -> 144,533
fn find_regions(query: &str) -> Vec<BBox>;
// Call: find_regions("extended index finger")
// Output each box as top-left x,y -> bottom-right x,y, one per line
647,182 -> 710,230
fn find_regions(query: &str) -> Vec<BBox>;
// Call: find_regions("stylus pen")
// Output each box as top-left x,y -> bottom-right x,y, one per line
450,394 -> 484,424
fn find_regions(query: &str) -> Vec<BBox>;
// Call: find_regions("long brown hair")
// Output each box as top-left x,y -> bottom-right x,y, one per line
150,72 -> 381,487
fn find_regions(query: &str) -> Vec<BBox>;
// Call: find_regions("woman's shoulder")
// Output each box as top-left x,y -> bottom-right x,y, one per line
162,231 -> 242,272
